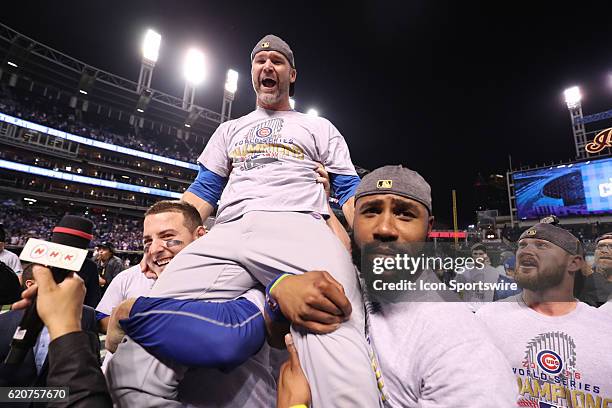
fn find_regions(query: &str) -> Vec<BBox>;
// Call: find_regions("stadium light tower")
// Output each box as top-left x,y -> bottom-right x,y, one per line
138,29 -> 161,93
183,48 -> 206,110
307,108 -> 319,117
221,69 -> 238,122
564,86 -> 588,159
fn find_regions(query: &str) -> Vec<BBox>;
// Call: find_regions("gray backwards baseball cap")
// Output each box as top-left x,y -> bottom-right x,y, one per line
519,223 -> 583,256
251,34 -> 295,96
355,165 -> 432,214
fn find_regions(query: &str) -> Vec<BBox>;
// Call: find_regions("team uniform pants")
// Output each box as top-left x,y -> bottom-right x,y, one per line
106,211 -> 381,408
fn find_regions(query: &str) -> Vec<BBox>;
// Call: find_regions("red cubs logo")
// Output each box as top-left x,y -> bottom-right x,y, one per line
537,350 -> 563,374
256,127 -> 272,137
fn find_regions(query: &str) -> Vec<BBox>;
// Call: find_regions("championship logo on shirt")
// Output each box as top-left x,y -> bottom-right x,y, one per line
513,332 -> 610,407
537,350 -> 563,375
522,332 -> 575,379
256,127 -> 272,137
229,118 -> 305,171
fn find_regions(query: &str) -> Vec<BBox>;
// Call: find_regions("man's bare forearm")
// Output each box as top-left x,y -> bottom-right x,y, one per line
182,191 -> 215,221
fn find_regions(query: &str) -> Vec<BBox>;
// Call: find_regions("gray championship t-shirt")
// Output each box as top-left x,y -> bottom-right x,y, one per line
199,108 -> 357,224
366,296 -> 516,407
476,295 -> 612,407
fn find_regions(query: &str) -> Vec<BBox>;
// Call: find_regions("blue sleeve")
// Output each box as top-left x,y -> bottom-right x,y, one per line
120,296 -> 265,369
95,311 -> 109,322
185,164 -> 228,208
330,173 -> 361,206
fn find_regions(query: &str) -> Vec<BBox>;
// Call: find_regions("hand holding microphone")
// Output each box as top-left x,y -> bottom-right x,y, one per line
6,233 -> 90,364
12,265 -> 85,341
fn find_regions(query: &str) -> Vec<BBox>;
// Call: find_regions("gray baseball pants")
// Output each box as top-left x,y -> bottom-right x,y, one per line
106,211 -> 381,407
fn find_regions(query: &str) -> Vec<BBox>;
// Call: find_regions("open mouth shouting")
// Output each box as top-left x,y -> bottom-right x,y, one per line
518,255 -> 538,271
260,77 -> 277,91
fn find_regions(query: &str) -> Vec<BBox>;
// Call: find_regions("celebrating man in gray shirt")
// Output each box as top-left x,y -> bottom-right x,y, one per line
269,165 -> 517,407
477,223 -> 612,407
108,34 -> 379,408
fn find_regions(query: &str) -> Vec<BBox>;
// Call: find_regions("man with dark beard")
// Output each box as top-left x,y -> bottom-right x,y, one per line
476,224 -> 612,407
270,165 -> 517,407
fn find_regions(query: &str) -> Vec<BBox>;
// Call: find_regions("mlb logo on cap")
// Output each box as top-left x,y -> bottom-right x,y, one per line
377,180 -> 393,189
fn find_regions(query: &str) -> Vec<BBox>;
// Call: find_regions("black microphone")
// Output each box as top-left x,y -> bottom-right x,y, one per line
4,267 -> 70,365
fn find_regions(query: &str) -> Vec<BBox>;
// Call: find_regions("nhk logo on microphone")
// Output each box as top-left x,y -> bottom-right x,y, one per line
20,238 -> 88,271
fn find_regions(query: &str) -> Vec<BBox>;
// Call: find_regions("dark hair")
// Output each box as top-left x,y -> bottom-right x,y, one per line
471,243 -> 487,253
0,224 -> 5,242
145,200 -> 203,232
21,263 -> 36,291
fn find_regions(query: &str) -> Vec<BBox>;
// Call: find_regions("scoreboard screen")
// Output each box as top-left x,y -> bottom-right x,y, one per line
512,157 -> 612,219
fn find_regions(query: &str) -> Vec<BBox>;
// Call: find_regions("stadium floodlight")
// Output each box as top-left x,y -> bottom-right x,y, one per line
221,69 -> 238,122
7,61 -> 17,68
138,29 -> 161,92
564,86 -> 581,108
142,29 -> 162,63
289,97 -> 296,110
225,69 -> 239,94
307,108 -> 319,117
184,48 -> 207,85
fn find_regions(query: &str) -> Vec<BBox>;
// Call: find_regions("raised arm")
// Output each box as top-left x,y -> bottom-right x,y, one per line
182,164 -> 228,221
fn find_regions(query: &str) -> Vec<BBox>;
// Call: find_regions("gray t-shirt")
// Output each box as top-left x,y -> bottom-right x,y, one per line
199,108 -> 357,224
476,295 -> 612,407
366,295 -> 516,407
600,301 -> 612,314
456,264 -> 502,312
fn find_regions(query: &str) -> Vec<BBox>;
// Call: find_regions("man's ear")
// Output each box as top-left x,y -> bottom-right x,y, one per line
567,255 -> 584,274
196,225 -> 206,238
427,216 -> 435,235
290,68 -> 297,84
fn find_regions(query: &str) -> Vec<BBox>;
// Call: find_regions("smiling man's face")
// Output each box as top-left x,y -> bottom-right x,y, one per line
142,211 -> 202,276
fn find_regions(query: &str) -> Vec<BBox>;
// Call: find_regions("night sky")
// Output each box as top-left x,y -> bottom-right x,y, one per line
3,1 -> 612,227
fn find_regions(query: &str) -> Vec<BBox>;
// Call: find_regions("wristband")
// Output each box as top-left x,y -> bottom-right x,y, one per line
265,273 -> 291,322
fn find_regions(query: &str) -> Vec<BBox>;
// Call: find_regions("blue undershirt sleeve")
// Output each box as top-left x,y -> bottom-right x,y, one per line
330,173 -> 361,206
119,296 -> 265,369
95,311 -> 109,322
185,164 -> 228,208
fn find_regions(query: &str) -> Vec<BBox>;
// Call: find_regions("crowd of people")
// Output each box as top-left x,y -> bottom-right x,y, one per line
0,85 -> 200,163
0,203 -> 143,251
0,34 -> 610,408
502,221 -> 610,244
